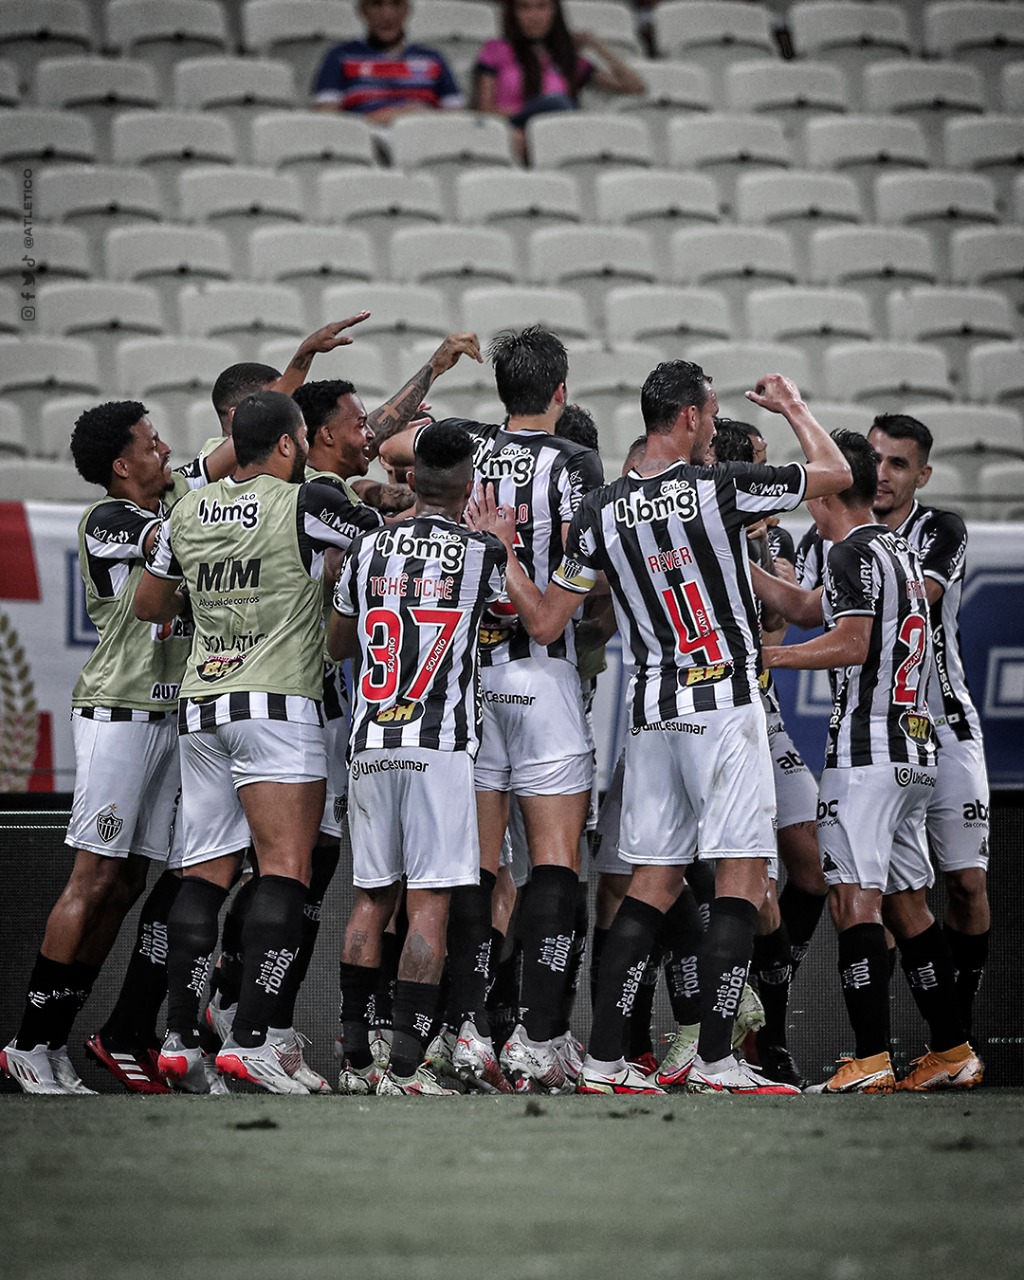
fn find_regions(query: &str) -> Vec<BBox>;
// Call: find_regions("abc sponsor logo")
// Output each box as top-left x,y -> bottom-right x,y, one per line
962,800 -> 989,828
816,798 -> 839,827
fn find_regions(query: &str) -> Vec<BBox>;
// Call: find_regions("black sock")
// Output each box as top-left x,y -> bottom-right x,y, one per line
99,870 -> 180,1049
589,896 -> 663,1063
697,896 -> 758,1064
662,889 -> 704,1026
898,922 -> 966,1053
276,843 -> 340,1027
778,882 -> 826,975
16,955 -> 99,1051
626,943 -> 661,1059
231,876 -> 307,1048
339,961 -> 379,1069
837,923 -> 891,1059
518,864 -> 578,1042
751,923 -> 793,1048
486,933 -> 519,1051
166,879 -> 229,1048
684,860 -> 715,927
446,869 -> 496,1036
371,931 -> 401,1032
559,883 -> 589,1034
211,874 -> 258,1007
944,926 -> 988,1038
888,945 -> 897,979
391,979 -> 440,1077
590,926 -> 609,1011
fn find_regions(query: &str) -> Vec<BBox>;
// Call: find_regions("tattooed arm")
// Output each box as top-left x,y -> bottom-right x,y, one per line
271,312 -> 371,396
366,332 -> 482,455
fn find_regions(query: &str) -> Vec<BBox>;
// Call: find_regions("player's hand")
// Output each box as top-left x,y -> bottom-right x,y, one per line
745,373 -> 804,416
746,519 -> 769,542
466,482 -> 516,548
298,313 -> 371,356
430,333 -> 483,377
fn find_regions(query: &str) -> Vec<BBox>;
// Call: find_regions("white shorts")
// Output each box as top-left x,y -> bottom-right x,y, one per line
766,707 -> 819,829
817,763 -> 936,894
348,748 -> 480,890
927,736 -> 990,873
320,714 -> 352,839
474,658 -> 594,796
618,702 -> 777,866
178,718 -> 326,867
66,714 -> 180,862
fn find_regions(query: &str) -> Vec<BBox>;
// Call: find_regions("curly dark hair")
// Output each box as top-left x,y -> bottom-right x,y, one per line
70,400 -> 148,487
291,379 -> 358,444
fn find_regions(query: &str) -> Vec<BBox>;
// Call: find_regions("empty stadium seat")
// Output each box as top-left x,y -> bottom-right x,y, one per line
0,1 -> 93,94
0,457 -> 97,503
320,284 -> 453,370
687,340 -> 816,400
563,343 -> 663,427
0,336 -> 100,437
318,170 -> 443,269
105,224 -> 232,326
388,115 -> 515,207
888,287 -> 1016,388
406,0 -> 499,83
924,2 -> 1024,104
863,61 -> 986,165
874,171 -> 1000,277
604,285 -> 732,361
36,279 -> 164,385
0,171 -> 17,222
788,3 -> 912,106
527,114 -> 654,197
252,111 -> 376,202
179,282 -> 307,345
735,170 -> 862,275
389,226 -> 518,312
653,2 -> 776,98
461,286 -> 592,344
395,338 -> 494,417
745,286 -> 875,386
527,226 -> 657,330
37,393 -> 106,460
1002,61 -> 1024,114
669,226 -> 797,321
179,166 -> 303,272
566,2 -> 643,58
37,166 -> 162,266
173,58 -> 297,162
804,115 -> 929,208
967,341 -> 1024,413
950,227 -> 1024,326
112,111 -> 237,209
0,60 -> 17,106
825,342 -> 953,410
977,458 -> 1024,520
0,110 -> 96,166
912,401 -> 1024,499
115,336 -> 240,416
594,169 -> 719,260
105,0 -> 230,95
0,283 -> 18,334
666,113 -> 791,214
724,59 -> 849,159
35,57 -> 159,162
0,225 -> 92,284
455,169 -> 581,266
248,225 -> 376,321
742,399 -> 875,463
809,225 -> 939,330
242,0 -> 360,98
944,116 -> 1024,216
611,61 -> 713,163
0,402 -> 26,455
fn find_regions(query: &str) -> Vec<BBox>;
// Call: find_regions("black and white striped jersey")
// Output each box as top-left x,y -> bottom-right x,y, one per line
334,513 -> 507,755
441,418 -> 604,667
795,523 -> 828,589
552,459 -> 808,726
822,523 -> 936,768
895,502 -> 982,748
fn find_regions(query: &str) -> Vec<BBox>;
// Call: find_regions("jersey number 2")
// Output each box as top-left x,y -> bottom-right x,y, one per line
893,614 -> 927,706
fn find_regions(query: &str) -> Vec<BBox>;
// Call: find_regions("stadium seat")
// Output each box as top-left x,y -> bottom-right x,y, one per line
115,336 -> 240,417
36,393 -> 105,459
0,283 -> 18,334
242,0 -> 360,98
669,226 -> 797,322
104,0 -> 231,95
874,172 -> 1000,278
687,340 -> 816,400
563,343 -> 663,428
724,60 -> 849,160
914,402 -> 1024,499
179,282 -> 307,346
1002,61 -> 1024,114
320,283 -> 453,371
665,113 -> 791,215
36,280 -> 164,386
387,115 -> 515,208
0,1 -> 93,94
37,166 -> 162,266
0,457 -> 97,503
526,114 -> 654,198
172,58 -> 296,163
252,111 -> 376,203
967,341 -> 1024,414
527,226 -> 657,330
35,57 -> 159,163
0,171 -> 17,222
112,111 -> 238,210
809,225 -> 938,331
0,110 -> 96,166
594,169 -> 719,261
652,2 -> 776,99
745,286 -> 874,386
950,227 -> 1024,327
924,2 -> 1024,105
105,224 -> 232,327
406,0 -> 499,84
977,458 -> 1024,521
178,166 -> 303,273
804,115 -> 929,209
888,287 -> 1016,389
0,59 -> 18,105
824,342 -> 953,410
915,459 -> 967,519
0,336 -> 100,438
604,285 -> 732,361
0,402 -> 26,455
390,226 -> 518,312
863,62 -> 986,165
611,61 -> 713,164
734,170 -> 862,275
170,396 -> 218,458
461,286 -> 592,344
248,225 -> 376,322
455,169 -> 581,267
0,225 -> 92,284
565,2 -> 643,58
944,117 -> 1024,216
258,338 -> 389,404
318,170 -> 443,269
788,3 -> 912,106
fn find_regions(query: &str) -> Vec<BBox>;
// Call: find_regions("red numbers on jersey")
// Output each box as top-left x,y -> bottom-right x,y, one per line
893,613 -> 927,706
360,606 -> 465,704
662,581 -> 724,665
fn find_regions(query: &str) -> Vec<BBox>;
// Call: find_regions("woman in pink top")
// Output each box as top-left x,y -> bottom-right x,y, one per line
474,0 -> 644,157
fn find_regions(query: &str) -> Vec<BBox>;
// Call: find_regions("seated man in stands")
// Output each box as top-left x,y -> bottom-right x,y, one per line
313,0 -> 464,122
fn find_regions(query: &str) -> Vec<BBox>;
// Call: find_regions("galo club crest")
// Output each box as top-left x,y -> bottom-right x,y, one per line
96,804 -> 124,844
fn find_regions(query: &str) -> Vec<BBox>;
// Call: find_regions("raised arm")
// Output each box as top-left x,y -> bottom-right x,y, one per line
271,313 -> 372,396
745,374 -> 852,500
576,31 -> 646,95
367,332 -> 482,452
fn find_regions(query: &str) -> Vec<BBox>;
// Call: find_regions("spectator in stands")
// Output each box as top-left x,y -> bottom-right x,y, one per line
473,0 -> 645,159
312,0 -> 464,123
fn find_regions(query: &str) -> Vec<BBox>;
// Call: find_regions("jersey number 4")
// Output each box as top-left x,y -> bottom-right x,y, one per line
662,582 -> 724,664
362,607 -> 464,703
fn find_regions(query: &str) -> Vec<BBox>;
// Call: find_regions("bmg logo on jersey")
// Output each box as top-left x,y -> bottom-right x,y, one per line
376,528 -> 466,574
614,478 -> 698,528
478,444 -> 535,487
197,493 -> 260,530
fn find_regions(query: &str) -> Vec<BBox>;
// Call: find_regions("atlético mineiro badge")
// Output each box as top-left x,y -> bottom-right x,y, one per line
96,805 -> 123,844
